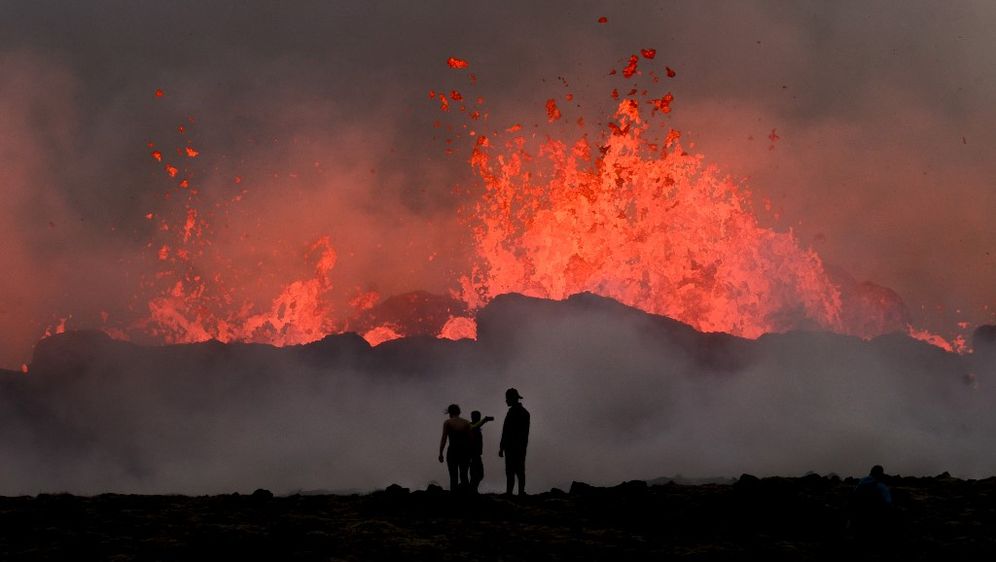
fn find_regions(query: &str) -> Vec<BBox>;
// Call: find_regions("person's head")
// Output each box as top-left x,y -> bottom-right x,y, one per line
471,410 -> 481,423
505,388 -> 523,406
870,465 -> 885,479
446,404 -> 461,417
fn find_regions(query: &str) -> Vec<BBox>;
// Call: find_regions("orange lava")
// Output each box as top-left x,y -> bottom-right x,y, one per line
906,326 -> 967,354
27,49 -> 963,361
460,94 -> 843,338
622,55 -> 639,78
545,99 -> 562,122
438,316 -> 478,341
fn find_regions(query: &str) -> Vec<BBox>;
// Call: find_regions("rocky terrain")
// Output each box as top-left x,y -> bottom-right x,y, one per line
1,474 -> 995,561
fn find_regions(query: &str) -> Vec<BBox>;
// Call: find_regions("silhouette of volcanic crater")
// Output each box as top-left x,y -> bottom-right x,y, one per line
1,292 -> 995,496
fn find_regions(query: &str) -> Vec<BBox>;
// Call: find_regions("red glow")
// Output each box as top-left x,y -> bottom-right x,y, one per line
907,326 -> 967,354
598,16 -> 608,24
439,316 -> 477,340
447,57 -> 469,69
363,325 -> 403,346
20,364 -> 28,374
155,89 -> 164,97
665,66 -> 676,78
21,48 -> 964,367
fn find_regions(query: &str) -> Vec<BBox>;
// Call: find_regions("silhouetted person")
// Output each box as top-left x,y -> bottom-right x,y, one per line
438,404 -> 472,491
469,410 -> 495,493
850,464 -> 894,544
498,388 -> 530,496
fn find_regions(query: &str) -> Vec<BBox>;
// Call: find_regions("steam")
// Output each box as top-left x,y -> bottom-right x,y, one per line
1,294 -> 991,495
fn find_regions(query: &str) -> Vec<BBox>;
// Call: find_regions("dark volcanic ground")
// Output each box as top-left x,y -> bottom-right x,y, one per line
2,474 -> 995,561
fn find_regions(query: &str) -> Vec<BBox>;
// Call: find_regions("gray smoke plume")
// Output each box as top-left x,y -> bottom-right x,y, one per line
1,294 -> 992,495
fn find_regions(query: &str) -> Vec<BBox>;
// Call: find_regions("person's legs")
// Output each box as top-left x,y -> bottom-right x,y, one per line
504,456 -> 515,495
470,455 -> 484,492
458,458 -> 470,490
447,456 -> 459,491
514,453 -> 526,495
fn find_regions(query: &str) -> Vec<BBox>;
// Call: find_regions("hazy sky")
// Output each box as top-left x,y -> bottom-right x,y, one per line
1,1 -> 995,368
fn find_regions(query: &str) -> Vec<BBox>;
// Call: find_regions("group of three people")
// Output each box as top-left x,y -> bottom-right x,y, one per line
438,387 -> 530,495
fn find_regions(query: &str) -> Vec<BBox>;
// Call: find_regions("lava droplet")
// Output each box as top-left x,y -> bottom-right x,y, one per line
597,16 -> 608,23
545,99 -> 562,122
447,57 -> 469,69
641,48 -> 656,59
622,55 -> 639,78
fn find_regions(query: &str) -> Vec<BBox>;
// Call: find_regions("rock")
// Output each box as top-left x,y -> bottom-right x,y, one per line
612,480 -> 648,494
734,473 -> 761,493
251,488 -> 273,500
569,481 -> 596,496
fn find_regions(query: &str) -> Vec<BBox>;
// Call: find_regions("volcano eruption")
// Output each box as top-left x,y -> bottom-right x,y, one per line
7,41 -> 948,360
1,1 -> 994,492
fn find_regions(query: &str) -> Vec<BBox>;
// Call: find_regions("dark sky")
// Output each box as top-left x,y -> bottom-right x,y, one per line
1,1 -> 994,368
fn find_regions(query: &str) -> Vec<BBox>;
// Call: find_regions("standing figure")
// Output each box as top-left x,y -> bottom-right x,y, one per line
438,404 -> 472,491
498,388 -> 530,496
469,410 -> 495,493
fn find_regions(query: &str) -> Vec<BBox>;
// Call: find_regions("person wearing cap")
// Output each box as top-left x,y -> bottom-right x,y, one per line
498,388 -> 530,496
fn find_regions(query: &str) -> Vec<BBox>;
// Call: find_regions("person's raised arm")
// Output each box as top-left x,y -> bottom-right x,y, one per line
438,422 -> 448,463
471,415 -> 495,429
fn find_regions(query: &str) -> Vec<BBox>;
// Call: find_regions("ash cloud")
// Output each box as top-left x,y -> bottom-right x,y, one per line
1,294 -> 993,495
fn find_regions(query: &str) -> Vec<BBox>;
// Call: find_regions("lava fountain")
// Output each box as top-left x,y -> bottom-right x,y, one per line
25,48 -> 966,362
